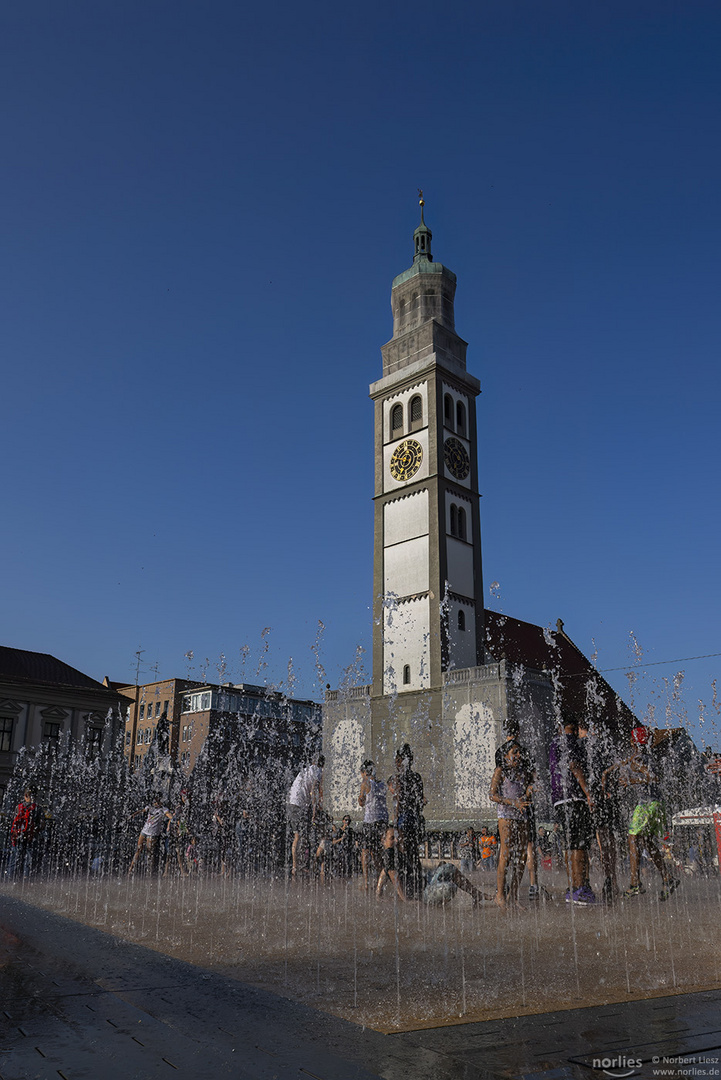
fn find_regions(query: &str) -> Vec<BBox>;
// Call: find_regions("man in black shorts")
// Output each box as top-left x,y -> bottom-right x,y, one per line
579,718 -> 622,902
548,716 -> 596,906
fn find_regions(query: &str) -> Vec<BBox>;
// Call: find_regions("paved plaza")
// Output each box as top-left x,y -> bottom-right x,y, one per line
1,893 -> 720,1080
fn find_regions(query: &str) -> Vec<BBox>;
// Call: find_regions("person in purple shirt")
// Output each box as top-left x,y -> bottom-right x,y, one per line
548,715 -> 596,906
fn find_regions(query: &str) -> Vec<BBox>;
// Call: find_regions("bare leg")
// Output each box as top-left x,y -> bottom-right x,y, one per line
291,830 -> 300,876
361,847 -> 371,889
597,827 -> 618,892
128,834 -> 148,875
527,839 -> 537,887
508,823 -> 529,905
628,834 -> 641,887
495,820 -> 512,909
570,849 -> 586,890
450,866 -> 492,905
644,838 -> 670,884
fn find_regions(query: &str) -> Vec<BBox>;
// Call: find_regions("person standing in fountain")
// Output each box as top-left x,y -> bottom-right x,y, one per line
388,744 -> 426,899
358,759 -> 389,890
607,726 -> 680,901
128,795 -> 172,875
490,741 -> 531,909
8,788 -> 42,879
548,715 -> 596,906
579,718 -> 622,903
164,790 -> 190,877
287,753 -> 324,878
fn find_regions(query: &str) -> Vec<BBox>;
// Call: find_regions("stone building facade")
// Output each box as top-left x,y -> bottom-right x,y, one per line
0,647 -> 125,800
118,678 -> 322,777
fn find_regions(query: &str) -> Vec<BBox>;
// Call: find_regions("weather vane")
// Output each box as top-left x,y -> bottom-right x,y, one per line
418,188 -> 425,223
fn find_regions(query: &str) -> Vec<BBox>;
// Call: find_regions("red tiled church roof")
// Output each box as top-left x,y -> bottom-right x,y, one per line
484,611 -> 636,736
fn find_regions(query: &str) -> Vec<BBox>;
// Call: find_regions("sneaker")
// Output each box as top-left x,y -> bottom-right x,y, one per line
660,878 -> 680,902
572,886 -> 596,906
623,884 -> 646,898
528,885 -> 539,901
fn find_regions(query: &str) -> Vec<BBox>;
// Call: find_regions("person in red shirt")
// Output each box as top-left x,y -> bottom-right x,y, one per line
9,788 -> 42,879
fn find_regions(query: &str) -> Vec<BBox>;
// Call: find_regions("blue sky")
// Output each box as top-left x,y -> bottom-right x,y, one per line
2,1 -> 720,749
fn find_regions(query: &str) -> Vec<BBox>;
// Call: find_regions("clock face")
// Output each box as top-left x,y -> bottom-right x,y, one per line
444,437 -> 470,480
389,439 -> 423,482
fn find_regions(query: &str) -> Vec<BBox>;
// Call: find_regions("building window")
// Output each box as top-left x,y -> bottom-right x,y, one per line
136,730 -> 143,745
444,394 -> 453,428
139,704 -> 145,720
0,717 -> 13,753
86,727 -> 102,755
458,506 -> 467,541
403,665 -> 411,685
450,504 -> 457,536
458,610 -> 466,632
456,401 -> 466,434
163,700 -> 169,715
409,395 -> 423,425
155,701 -> 161,717
391,403 -> 403,435
43,721 -> 61,741
125,730 -> 131,747
181,691 -> 212,713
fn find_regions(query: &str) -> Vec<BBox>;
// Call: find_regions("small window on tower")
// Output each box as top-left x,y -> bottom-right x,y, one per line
456,401 -> 466,434
391,403 -> 403,435
403,665 -> 411,685
450,504 -> 458,536
458,610 -> 466,632
444,394 -> 453,427
409,395 -> 423,424
458,507 -> 467,541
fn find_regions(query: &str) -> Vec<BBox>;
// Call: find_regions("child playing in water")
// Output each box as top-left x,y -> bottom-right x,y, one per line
490,740 -> 532,910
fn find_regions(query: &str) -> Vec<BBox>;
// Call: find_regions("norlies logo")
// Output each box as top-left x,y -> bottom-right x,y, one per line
592,1056 -> 642,1078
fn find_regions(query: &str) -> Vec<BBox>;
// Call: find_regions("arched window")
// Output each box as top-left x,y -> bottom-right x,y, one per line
391,403 -> 403,435
409,395 -> 423,425
456,401 -> 466,434
450,504 -> 457,536
458,506 -> 467,541
457,609 -> 466,632
403,665 -> 411,685
444,394 -> 453,427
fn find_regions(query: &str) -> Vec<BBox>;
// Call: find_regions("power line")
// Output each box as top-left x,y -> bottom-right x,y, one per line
567,651 -> 721,678
598,651 -> 721,673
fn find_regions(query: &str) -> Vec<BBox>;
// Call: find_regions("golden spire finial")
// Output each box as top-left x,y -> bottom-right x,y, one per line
418,188 -> 425,224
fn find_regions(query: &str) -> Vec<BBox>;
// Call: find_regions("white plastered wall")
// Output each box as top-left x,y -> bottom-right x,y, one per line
385,489 -> 429,546
446,598 -> 477,670
446,537 -> 474,597
328,715 -> 366,812
383,595 -> 430,693
453,701 -> 499,810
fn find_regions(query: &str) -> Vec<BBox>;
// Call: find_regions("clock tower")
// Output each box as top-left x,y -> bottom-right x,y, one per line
324,200 -> 559,820
370,199 -> 485,704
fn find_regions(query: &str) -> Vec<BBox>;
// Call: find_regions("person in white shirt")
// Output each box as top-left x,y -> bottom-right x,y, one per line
128,795 -> 172,875
288,754 -> 324,877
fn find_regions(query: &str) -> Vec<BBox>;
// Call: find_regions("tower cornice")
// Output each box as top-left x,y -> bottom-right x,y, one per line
370,351 -> 480,400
